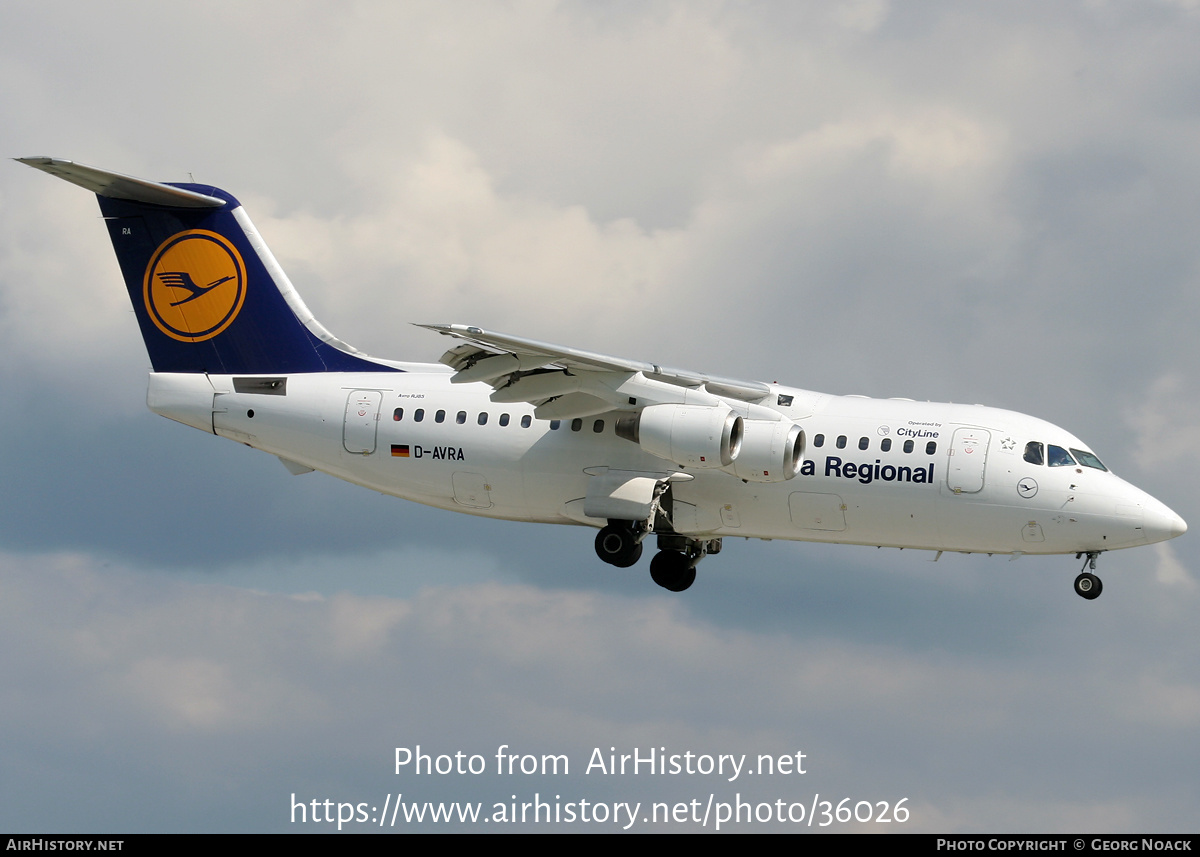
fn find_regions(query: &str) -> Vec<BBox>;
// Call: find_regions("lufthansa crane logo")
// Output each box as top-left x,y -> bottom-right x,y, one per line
143,230 -> 246,342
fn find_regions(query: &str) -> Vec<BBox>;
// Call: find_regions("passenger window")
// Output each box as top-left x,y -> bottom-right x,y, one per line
881,438 -> 892,452
926,441 -> 937,455
435,409 -> 445,423
414,408 -> 424,422
393,408 -> 403,421
836,435 -> 847,449
858,437 -> 869,451
813,434 -> 824,448
550,420 -> 561,430
1048,445 -> 1076,467
521,415 -> 532,428
593,419 -> 605,433
499,413 -> 510,427
903,440 -> 914,453
1023,441 -> 1044,466
571,418 -> 583,432
456,411 -> 466,424
1070,448 -> 1108,471
478,412 -> 488,425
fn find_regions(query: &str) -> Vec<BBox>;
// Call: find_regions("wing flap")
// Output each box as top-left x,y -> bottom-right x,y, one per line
533,392 -> 617,420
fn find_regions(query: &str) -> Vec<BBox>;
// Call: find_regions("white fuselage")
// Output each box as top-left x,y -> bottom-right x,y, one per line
147,367 -> 1183,557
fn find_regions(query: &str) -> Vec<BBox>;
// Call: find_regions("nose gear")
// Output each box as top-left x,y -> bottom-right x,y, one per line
1073,551 -> 1104,600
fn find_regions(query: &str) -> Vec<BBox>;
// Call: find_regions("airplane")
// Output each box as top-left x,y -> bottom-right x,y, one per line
17,157 -> 1187,598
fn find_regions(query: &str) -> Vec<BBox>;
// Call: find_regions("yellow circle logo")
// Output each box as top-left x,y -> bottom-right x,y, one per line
143,230 -> 246,342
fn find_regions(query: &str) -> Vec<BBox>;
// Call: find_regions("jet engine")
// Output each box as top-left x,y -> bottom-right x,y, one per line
616,404 -> 743,468
723,419 -> 805,482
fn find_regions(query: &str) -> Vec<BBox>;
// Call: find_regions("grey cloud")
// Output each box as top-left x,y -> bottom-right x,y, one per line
1,553 -> 1197,832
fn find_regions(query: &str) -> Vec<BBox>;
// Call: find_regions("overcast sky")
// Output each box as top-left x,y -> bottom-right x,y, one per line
2,0 -> 1199,833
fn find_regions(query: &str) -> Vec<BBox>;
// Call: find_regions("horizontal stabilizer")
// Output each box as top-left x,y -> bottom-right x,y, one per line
16,157 -> 225,208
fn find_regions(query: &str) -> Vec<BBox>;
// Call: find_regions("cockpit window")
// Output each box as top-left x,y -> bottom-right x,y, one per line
1023,441 -> 1044,466
1070,448 -> 1108,471
1047,445 -> 1076,467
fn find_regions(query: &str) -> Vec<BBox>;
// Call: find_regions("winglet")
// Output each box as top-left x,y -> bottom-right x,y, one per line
16,157 -> 225,209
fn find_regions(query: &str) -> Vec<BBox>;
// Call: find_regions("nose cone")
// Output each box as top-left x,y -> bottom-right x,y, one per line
1144,499 -> 1187,544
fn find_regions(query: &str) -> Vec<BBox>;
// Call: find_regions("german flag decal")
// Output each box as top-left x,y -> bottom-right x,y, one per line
391,444 -> 410,457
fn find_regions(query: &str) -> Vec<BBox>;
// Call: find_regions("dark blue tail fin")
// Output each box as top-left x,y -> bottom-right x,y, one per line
18,157 -> 395,375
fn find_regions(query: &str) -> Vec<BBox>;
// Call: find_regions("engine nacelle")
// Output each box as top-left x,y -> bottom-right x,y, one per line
723,419 -> 805,482
616,404 -> 743,469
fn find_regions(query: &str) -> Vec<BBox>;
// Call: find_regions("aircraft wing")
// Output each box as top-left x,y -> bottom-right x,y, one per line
416,323 -> 773,420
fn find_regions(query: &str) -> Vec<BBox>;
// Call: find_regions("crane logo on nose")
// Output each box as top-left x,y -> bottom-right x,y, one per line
143,230 -> 246,342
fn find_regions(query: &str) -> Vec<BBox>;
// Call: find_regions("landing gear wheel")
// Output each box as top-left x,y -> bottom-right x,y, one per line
1074,572 -> 1103,600
595,525 -> 643,568
650,550 -> 696,592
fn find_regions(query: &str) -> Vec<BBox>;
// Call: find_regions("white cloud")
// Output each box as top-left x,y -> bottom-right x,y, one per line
249,131 -> 689,353
828,0 -> 891,33
1153,542 -> 1194,590
1129,373 -> 1200,472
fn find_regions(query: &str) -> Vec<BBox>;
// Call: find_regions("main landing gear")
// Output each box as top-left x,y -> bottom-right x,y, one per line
1073,551 -> 1103,600
593,520 -> 720,593
649,534 -> 721,592
594,523 -> 644,568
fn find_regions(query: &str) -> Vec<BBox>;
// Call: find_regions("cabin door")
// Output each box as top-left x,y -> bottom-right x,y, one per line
946,428 -> 991,494
343,390 -> 383,454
